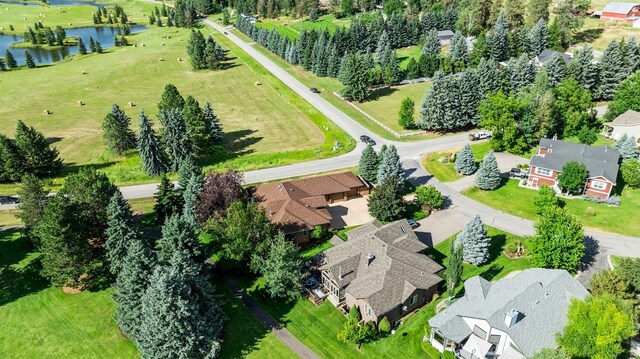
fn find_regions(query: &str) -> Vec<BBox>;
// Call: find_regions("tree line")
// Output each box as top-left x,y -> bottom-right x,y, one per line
92,4 -> 129,25
187,30 -> 228,70
22,23 -> 66,47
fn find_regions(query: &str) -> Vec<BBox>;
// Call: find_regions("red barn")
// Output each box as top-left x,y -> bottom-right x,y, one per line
527,138 -> 620,199
601,2 -> 640,22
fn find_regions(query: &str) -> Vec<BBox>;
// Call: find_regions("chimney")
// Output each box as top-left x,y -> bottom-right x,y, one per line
504,309 -> 519,328
552,133 -> 558,141
366,253 -> 375,267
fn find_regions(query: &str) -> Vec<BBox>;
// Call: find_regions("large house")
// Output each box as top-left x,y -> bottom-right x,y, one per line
527,138 -> 620,198
533,49 -> 572,67
601,2 -> 640,21
603,110 -> 640,140
253,172 -> 369,243
319,220 -> 443,324
428,269 -> 589,359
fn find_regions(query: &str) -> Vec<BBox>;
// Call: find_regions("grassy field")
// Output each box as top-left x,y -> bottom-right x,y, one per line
464,179 -> 640,237
575,17 -> 640,51
0,2 -> 354,194
421,141 -> 493,182
256,14 -> 351,39
355,81 -> 431,134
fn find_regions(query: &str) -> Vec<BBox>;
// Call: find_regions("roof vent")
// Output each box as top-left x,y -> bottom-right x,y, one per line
544,292 -> 549,298
400,226 -> 406,233
532,300 -> 540,308
366,253 -> 375,267
505,309 -> 520,328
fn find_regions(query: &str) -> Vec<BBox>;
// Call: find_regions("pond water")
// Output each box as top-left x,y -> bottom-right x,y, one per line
0,25 -> 146,65
0,0 -> 103,7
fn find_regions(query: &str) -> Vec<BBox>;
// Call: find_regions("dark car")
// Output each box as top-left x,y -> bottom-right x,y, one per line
407,219 -> 419,229
0,196 -> 19,205
223,31 -> 229,35
509,168 -> 527,179
310,87 -> 320,93
360,135 -> 376,146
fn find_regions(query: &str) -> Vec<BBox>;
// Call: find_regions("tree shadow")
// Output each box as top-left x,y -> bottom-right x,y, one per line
487,233 -> 507,263
0,230 -> 49,306
46,137 -> 64,145
493,177 -> 510,190
574,28 -> 604,44
224,129 -> 262,154
581,235 -> 600,270
425,246 -> 447,267
57,161 -> 118,177
366,86 -> 398,102
479,262 -> 504,282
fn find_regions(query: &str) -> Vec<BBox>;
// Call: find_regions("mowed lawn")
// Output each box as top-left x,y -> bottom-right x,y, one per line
0,3 -> 354,194
256,14 -> 351,39
575,17 -> 640,51
422,141 -> 493,182
464,179 -> 640,237
355,81 -> 431,134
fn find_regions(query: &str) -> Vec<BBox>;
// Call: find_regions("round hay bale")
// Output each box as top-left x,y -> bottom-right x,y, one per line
127,102 -> 135,107
68,22 -> 72,26
141,43 -> 145,47
0,27 -> 3,31
177,57 -> 182,61
81,70 -> 87,74
133,44 -> 137,47
159,57 -> 164,61
43,109 -> 50,115
255,81 -> 261,86
23,17 -> 27,20
161,42 -> 165,45
166,35 -> 171,39
77,101 -> 84,106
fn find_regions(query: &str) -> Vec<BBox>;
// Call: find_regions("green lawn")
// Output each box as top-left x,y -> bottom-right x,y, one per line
421,142 -> 493,182
464,179 -> 640,237
0,2 -> 354,195
0,229 -> 138,358
396,46 -> 422,68
256,14 -> 351,39
575,17 -> 640,51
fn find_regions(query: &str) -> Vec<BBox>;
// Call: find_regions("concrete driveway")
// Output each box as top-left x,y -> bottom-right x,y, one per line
447,152 -> 529,192
413,209 -> 469,248
327,197 -> 373,229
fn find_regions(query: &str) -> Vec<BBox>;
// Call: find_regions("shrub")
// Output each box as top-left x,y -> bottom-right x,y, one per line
415,185 -> 444,210
582,195 -> 621,206
379,317 -> 391,335
585,206 -> 596,216
348,304 -> 360,320
505,241 -> 518,254
412,210 -> 427,221
311,225 -> 324,239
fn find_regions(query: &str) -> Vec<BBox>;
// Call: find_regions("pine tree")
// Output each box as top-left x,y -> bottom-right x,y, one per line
358,144 -> 379,183
160,108 -> 193,172
78,37 -> 87,55
187,29 -> 207,70
597,39 -> 627,100
202,101 -> 222,145
505,0 -> 525,29
105,191 -> 140,277
449,31 -> 469,67
338,53 -> 370,102
16,173 -> 47,240
5,50 -> 16,69
455,214 -> 491,265
488,11 -> 509,62
14,120 -> 62,175
423,29 -> 441,58
95,40 -> 103,53
475,150 -> 501,190
156,214 -> 204,263
620,136 -> 639,162
368,175 -> 404,222
476,58 -> 499,95
24,50 -> 35,68
181,174 -> 203,228
568,45 -> 597,92
398,97 -> 415,129
138,110 -> 168,177
525,0 -> 551,27
154,176 -> 183,225
454,144 -> 477,175
103,104 -> 137,155
527,19 -> 549,56
543,54 -> 567,86
375,30 -> 390,64
376,144 -> 404,188
113,239 -> 156,340
182,96 -> 211,155
0,57 -> 5,72
0,134 -> 24,182
158,83 -> 185,113
509,54 -> 536,92
89,37 -> 96,52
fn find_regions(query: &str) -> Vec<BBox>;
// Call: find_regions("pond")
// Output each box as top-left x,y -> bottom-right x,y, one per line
0,25 -> 146,65
0,0 -> 103,7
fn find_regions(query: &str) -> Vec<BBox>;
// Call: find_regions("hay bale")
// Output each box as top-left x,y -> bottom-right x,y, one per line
255,81 -> 261,86
161,42 -> 165,45
141,43 -> 145,47
68,22 -> 72,26
133,44 -> 137,47
127,102 -> 135,107
23,17 -> 27,20
81,70 -> 87,74
43,109 -> 50,115
159,57 -> 164,61
77,101 -> 84,106
177,57 -> 182,61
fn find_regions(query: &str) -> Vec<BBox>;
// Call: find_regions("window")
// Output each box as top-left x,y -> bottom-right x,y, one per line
365,305 -> 372,317
473,325 -> 487,340
489,334 -> 501,344
411,294 -> 418,305
591,180 -> 606,190
535,167 -> 552,176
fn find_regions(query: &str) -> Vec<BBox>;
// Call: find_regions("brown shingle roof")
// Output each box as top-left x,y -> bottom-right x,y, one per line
254,172 -> 366,234
605,109 -> 640,126
320,220 -> 443,316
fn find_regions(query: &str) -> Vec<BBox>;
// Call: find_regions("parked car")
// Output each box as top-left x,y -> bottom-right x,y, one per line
468,131 -> 492,141
310,87 -> 320,93
407,219 -> 419,228
509,168 -> 527,179
0,196 -> 19,205
359,135 -> 376,146
223,31 -> 229,35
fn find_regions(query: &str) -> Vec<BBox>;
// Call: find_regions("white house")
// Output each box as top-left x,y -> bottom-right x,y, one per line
603,109 -> 640,140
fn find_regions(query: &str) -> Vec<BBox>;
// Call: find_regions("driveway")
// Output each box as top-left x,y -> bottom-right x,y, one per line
327,197 -> 373,229
447,152 -> 529,192
414,209 -> 469,248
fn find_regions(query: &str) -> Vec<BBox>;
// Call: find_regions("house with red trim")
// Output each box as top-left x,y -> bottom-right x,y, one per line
527,138 -> 620,199
601,2 -> 640,22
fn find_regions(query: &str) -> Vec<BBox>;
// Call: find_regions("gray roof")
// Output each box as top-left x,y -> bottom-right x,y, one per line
437,30 -> 455,39
605,109 -> 640,126
536,49 -> 572,64
603,2 -> 639,14
320,219 -> 443,316
530,138 -> 620,183
429,269 -> 589,357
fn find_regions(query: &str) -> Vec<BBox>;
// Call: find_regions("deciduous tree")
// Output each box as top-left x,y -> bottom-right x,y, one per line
557,161 -> 587,194
398,97 -> 415,129
415,185 -> 444,211
531,206 -> 584,272
533,184 -> 560,214
258,232 -> 303,300
196,170 -> 245,224
621,158 -> 640,188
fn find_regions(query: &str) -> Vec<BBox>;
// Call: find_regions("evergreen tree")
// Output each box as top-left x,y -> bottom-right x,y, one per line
0,57 -> 5,72
449,31 -> 469,67
138,110 -> 168,177
14,120 -> 62,175
0,134 -> 24,182
338,53 -> 370,102
474,150 -> 501,190
419,72 -> 462,131
398,97 -> 415,129
187,30 -> 207,70
368,175 -> 404,222
476,58 -> 499,95
156,214 -> 204,262
527,19 -> 549,56
158,83 -> 185,113
24,50 -> 35,68
422,29 -> 441,57
376,144 -> 404,188
95,40 -> 103,53
488,11 -> 508,61
606,68 -> 640,120
16,173 -> 48,240
113,239 -> 156,340
619,136 -> 639,162
154,176 -> 183,224
105,191 -> 140,277
182,96 -> 211,155
614,133 -> 629,152
597,39 -> 627,100
454,144 -> 477,175
358,144 -> 379,184
374,30 -> 390,64
177,155 -> 202,191
543,54 -> 567,86
89,37 -> 96,52
78,37 -> 87,55
160,108 -> 193,172
446,238 -> 463,298
505,0 -> 525,29
181,174 -> 203,228
455,214 -> 491,265
509,54 -> 536,92
103,104 -> 137,155
525,0 -> 551,27
5,50 -> 16,69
